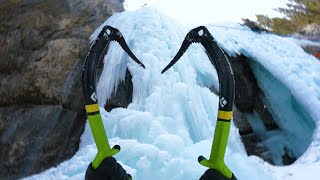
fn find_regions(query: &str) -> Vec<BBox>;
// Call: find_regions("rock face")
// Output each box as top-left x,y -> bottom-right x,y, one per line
228,55 -> 294,165
301,45 -> 320,60
241,19 -> 269,33
104,70 -> 133,112
295,23 -> 320,42
229,55 -> 279,131
0,0 -> 124,179
293,23 -> 320,60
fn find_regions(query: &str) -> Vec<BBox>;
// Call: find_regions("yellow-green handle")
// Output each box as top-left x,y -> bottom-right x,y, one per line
85,104 -> 120,169
198,110 -> 233,179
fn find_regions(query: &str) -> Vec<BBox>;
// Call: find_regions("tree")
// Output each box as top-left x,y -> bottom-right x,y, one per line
255,0 -> 320,35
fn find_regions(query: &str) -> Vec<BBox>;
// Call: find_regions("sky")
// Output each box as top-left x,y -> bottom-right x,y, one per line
124,0 -> 288,25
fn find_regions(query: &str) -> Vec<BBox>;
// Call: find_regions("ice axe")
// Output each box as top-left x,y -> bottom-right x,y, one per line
82,25 -> 144,180
162,26 -> 237,180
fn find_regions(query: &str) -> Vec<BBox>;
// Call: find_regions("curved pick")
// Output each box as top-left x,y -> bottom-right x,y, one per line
104,26 -> 145,69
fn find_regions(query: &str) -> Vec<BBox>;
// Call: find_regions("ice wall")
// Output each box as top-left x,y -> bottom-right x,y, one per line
25,8 -> 320,180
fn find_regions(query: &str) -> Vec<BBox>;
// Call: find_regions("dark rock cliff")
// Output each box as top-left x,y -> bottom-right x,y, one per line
229,55 -> 296,165
294,23 -> 320,42
293,23 -> 320,60
0,0 -> 124,179
228,55 -> 278,164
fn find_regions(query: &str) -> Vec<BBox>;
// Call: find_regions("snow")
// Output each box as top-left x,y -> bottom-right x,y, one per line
25,7 -> 320,180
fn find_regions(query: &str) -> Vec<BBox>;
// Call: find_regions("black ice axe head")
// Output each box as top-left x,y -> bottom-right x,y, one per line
102,25 -> 145,69
161,26 -> 209,74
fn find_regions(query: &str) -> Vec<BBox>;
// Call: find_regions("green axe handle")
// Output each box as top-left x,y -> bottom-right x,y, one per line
85,104 -> 120,169
198,111 -> 233,179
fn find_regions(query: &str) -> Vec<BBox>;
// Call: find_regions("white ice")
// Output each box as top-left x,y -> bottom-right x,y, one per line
25,8 -> 320,180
